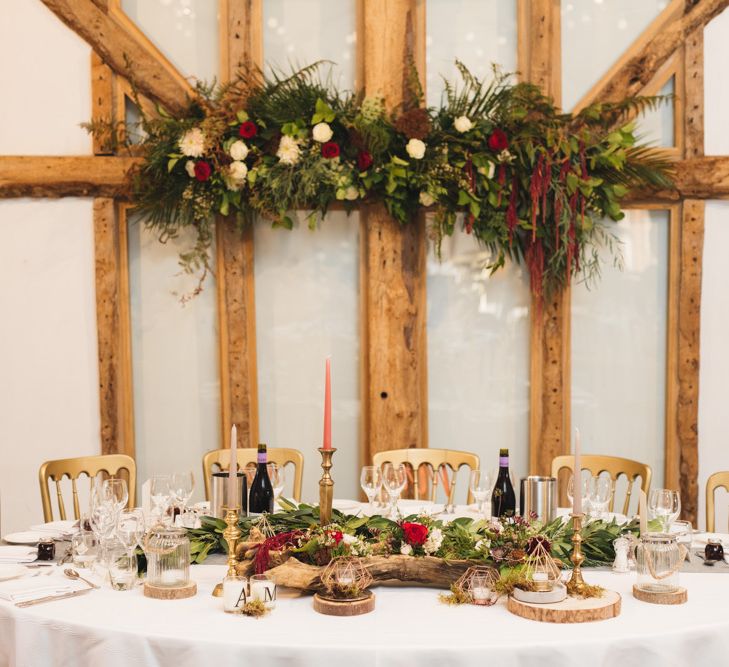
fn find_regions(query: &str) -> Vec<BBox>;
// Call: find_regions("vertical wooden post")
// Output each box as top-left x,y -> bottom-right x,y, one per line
216,0 -> 262,449
360,0 -> 428,459
523,0 -> 570,475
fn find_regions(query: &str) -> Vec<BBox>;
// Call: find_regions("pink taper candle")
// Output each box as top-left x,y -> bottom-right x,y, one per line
323,358 -> 332,450
573,427 -> 582,515
228,424 -> 238,507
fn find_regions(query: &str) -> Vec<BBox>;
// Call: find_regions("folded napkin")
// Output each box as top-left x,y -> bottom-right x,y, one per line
0,547 -> 37,564
29,520 -> 77,536
0,575 -> 87,604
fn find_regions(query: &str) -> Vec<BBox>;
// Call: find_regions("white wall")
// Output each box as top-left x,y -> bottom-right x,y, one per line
0,1 -> 97,534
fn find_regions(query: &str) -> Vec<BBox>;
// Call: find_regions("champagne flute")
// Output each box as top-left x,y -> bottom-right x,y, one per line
360,466 -> 383,512
267,463 -> 285,506
469,470 -> 491,515
382,463 -> 407,517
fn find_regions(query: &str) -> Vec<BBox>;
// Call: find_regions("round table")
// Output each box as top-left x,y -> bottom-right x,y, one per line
1,564 -> 728,667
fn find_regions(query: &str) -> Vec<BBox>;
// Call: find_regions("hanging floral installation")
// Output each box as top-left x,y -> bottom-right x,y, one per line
92,62 -> 673,297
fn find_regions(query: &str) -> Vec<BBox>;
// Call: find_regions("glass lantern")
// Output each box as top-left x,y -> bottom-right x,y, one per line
635,532 -> 683,594
144,525 -> 191,588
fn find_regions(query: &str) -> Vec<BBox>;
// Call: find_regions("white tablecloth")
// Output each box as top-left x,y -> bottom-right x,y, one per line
1,565 -> 728,667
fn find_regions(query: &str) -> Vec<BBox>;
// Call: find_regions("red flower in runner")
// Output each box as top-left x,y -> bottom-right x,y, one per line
357,150 -> 373,171
488,128 -> 509,152
194,160 -> 212,182
401,522 -> 428,547
238,121 -> 258,139
321,141 -> 340,159
329,530 -> 343,545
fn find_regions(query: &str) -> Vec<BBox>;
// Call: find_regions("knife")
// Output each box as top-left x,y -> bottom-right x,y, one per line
15,587 -> 93,607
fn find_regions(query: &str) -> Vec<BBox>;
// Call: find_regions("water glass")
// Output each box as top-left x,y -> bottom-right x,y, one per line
648,489 -> 681,531
107,541 -> 137,591
360,466 -> 383,511
72,531 -> 99,570
469,470 -> 491,515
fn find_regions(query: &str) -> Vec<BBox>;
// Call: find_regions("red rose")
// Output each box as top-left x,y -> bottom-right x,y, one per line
321,141 -> 340,159
488,128 -> 509,152
194,160 -> 211,182
357,150 -> 373,171
401,522 -> 428,547
329,530 -> 343,545
239,121 -> 258,139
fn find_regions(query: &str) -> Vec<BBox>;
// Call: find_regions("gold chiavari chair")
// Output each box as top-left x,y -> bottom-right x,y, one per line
551,454 -> 651,515
372,448 -> 480,505
39,454 -> 136,522
202,448 -> 304,502
705,472 -> 729,532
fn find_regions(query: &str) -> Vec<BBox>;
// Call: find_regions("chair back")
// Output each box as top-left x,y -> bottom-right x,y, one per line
551,454 -> 651,515
202,448 -> 304,502
38,454 -> 136,522
372,448 -> 480,505
706,471 -> 729,532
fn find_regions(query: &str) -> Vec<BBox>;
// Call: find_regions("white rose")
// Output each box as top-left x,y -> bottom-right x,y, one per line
344,185 -> 359,201
400,543 -> 413,556
276,135 -> 301,165
423,527 -> 443,555
419,191 -> 435,207
178,127 -> 205,157
454,115 -> 473,133
312,122 -> 333,143
224,161 -> 248,190
185,160 -> 196,178
229,140 -> 249,161
342,533 -> 357,545
406,138 -> 426,160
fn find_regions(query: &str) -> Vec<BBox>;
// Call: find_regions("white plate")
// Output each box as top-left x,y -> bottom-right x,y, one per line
2,531 -> 50,545
0,565 -> 27,582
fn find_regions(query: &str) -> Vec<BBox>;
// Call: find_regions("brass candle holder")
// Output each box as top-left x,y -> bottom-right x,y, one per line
567,512 -> 587,596
318,447 -> 336,526
211,505 -> 241,597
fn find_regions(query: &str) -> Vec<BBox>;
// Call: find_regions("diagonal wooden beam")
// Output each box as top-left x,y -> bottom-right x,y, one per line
0,156 -> 141,198
577,0 -> 729,109
40,0 -> 193,115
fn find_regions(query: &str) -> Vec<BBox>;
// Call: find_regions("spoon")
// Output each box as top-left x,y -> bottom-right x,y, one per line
64,568 -> 99,589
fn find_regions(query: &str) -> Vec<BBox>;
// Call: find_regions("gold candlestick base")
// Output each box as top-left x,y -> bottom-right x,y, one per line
318,447 -> 336,526
212,505 -> 241,597
567,512 -> 587,596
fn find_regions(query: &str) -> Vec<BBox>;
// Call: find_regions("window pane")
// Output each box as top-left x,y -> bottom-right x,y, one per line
254,214 -> 360,501
121,0 -> 219,81
639,77 -> 675,148
128,217 -> 221,502
571,210 -> 669,506
561,0 -> 668,110
427,227 -> 531,486
263,0 -> 357,88
426,0 -> 518,107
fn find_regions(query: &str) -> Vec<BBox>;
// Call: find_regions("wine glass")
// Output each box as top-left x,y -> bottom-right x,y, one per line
267,463 -> 285,506
150,474 -> 171,524
648,489 -> 681,531
170,472 -> 195,514
360,465 -> 383,512
469,470 -> 491,515
567,473 -> 591,513
588,476 -> 613,519
382,463 -> 407,517
102,478 -> 129,512
116,508 -> 145,562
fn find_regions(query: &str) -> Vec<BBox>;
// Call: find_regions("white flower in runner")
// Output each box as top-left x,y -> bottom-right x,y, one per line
423,527 -> 443,555
225,161 -> 248,190
342,533 -> 358,545
400,542 -> 413,556
178,127 -> 205,157
497,148 -> 513,163
312,122 -> 334,143
276,136 -> 301,165
454,115 -> 473,133
185,160 -> 196,178
406,138 -> 426,160
229,140 -> 249,161
419,191 -> 435,207
344,185 -> 359,201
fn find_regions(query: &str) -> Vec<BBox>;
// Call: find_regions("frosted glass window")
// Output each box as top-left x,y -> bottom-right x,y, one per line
121,0 -> 219,82
427,227 -> 531,486
572,210 -> 669,507
128,217 -> 220,502
263,0 -> 357,88
562,1 -> 667,110
255,214 -> 360,502
639,77 -> 675,147
426,0 -> 518,107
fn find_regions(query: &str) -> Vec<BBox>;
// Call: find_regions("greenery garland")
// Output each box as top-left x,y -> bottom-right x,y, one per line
97,62 -> 673,296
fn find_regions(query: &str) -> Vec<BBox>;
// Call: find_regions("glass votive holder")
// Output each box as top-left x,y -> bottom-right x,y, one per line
249,573 -> 277,609
72,531 -> 99,570
223,575 -> 248,613
108,546 -> 137,591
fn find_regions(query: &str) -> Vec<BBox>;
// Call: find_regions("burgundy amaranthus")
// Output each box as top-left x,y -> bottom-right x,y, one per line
254,530 -> 303,574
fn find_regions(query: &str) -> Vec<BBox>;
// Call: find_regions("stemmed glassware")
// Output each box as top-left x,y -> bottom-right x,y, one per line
267,463 -> 285,506
648,489 -> 681,532
150,474 -> 172,525
170,472 -> 194,515
360,465 -> 383,512
567,473 -> 591,514
469,470 -> 492,515
102,478 -> 129,512
115,508 -> 145,588
382,463 -> 407,517
588,476 -> 613,519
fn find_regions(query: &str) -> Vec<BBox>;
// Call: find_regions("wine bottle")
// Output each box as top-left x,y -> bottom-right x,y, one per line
491,448 -> 516,518
248,443 -> 274,514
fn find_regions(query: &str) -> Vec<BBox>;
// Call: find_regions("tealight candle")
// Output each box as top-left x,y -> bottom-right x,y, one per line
532,571 -> 552,592
472,586 -> 490,603
250,574 -> 277,609
223,576 -> 248,613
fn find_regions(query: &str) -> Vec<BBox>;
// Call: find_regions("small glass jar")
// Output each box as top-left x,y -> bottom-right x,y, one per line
223,575 -> 248,613
37,539 -> 55,561
72,531 -> 98,569
705,538 -> 724,562
636,532 -> 683,593
249,573 -> 276,609
144,525 -> 191,588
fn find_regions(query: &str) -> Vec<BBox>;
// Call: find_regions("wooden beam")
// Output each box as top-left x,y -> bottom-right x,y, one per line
220,0 -> 262,80
0,156 -> 140,198
91,52 -> 114,154
624,157 -> 729,203
40,0 -> 193,115
577,0 -> 729,109
361,0 -> 428,458
684,28 -> 705,159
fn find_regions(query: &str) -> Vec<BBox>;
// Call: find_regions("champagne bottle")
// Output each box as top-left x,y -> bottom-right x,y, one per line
248,443 -> 274,514
491,448 -> 516,518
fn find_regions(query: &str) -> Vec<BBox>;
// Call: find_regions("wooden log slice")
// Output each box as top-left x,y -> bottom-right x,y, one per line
632,585 -> 687,605
313,591 -> 376,616
507,590 -> 621,623
143,581 -> 197,600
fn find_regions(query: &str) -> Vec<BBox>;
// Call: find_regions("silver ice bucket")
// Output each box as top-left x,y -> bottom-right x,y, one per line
210,471 -> 247,518
522,476 -> 557,524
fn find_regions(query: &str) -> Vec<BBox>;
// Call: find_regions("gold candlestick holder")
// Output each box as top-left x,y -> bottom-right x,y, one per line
567,512 -> 587,596
318,447 -> 336,526
211,505 -> 241,597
